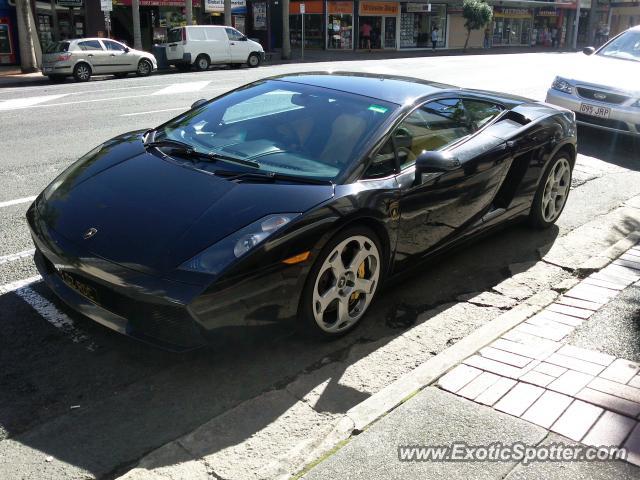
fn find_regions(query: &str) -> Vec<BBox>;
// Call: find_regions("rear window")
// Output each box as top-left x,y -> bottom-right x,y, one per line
45,41 -> 69,53
167,28 -> 182,43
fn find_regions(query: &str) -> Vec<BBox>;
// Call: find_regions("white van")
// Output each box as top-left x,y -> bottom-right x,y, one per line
164,25 -> 265,71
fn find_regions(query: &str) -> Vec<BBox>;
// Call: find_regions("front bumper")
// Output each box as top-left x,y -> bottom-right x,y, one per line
27,202 -> 305,350
546,88 -> 640,136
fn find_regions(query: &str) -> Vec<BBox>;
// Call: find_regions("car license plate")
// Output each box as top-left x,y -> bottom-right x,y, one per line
43,67 -> 53,73
59,270 -> 98,303
579,103 -> 611,119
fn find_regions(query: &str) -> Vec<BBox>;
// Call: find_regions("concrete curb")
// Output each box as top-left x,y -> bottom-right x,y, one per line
576,231 -> 640,276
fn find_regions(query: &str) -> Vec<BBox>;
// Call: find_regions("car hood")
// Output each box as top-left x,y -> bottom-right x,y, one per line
560,54 -> 640,96
40,133 -> 334,276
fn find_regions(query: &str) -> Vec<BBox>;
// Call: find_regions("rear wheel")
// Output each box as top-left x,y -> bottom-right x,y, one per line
247,53 -> 261,68
529,153 -> 572,228
73,63 -> 91,82
195,55 -> 210,71
299,226 -> 383,337
136,59 -> 152,77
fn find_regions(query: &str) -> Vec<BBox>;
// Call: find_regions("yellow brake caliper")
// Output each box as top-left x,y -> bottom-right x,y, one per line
350,261 -> 366,303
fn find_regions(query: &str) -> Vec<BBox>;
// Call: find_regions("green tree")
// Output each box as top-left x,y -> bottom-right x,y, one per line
462,0 -> 493,50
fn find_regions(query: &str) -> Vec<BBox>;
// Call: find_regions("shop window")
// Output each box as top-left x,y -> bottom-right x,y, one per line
400,3 -> 446,49
77,40 -> 103,51
462,100 -> 504,131
328,2 -> 354,49
395,99 -> 471,168
225,28 -> 245,41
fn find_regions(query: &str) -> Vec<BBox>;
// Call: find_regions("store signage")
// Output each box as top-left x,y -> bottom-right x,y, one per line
300,2 -> 305,13
493,7 -> 531,18
100,0 -> 113,12
359,1 -> 398,16
406,3 -> 432,13
537,7 -> 558,16
56,0 -> 84,7
114,0 -> 199,6
253,2 -> 267,29
327,1 -> 353,14
291,1 -> 322,14
205,0 -> 246,13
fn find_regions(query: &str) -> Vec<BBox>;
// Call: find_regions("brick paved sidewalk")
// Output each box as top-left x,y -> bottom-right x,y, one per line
438,245 -> 640,467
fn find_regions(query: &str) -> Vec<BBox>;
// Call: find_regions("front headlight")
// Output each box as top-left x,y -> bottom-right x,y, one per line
552,77 -> 574,94
179,213 -> 301,274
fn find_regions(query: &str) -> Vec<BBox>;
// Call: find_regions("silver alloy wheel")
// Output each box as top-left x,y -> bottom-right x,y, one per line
312,235 -> 380,333
248,54 -> 259,67
75,64 -> 90,81
137,60 -> 151,75
541,157 -> 571,223
197,57 -> 209,70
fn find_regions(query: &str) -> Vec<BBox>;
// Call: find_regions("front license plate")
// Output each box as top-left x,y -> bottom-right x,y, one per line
579,103 -> 611,119
59,270 -> 98,303
43,67 -> 53,73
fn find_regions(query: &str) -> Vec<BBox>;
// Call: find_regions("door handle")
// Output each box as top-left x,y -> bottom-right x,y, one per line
88,54 -> 94,57
230,42 -> 235,45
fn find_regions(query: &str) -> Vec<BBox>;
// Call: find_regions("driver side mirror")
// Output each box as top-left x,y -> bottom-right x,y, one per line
191,98 -> 208,110
415,151 -> 460,184
124,47 -> 130,53
240,36 -> 248,42
582,46 -> 595,55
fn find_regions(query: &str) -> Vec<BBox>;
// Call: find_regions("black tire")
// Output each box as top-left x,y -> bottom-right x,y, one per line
47,75 -> 66,83
114,72 -> 128,79
195,54 -> 210,71
528,152 -> 573,229
73,63 -> 91,82
136,59 -> 153,77
247,53 -> 261,68
298,225 -> 384,338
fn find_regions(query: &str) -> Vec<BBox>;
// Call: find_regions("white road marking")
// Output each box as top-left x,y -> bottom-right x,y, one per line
0,196 -> 37,208
0,275 -> 41,294
14,286 -> 92,345
0,93 -> 68,111
120,107 -> 186,117
0,249 -> 35,265
152,81 -> 210,96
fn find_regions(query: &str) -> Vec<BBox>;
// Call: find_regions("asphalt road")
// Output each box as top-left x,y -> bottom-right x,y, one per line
1,53 -> 640,479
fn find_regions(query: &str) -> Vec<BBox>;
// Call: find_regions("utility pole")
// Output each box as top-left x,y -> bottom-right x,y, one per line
132,0 -> 142,50
572,0 -> 581,49
224,0 -> 232,26
282,0 -> 291,59
50,0 -> 59,41
586,0 -> 599,46
185,0 -> 193,25
15,0 -> 39,72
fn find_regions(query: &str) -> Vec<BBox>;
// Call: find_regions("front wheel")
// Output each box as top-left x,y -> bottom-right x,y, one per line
299,227 -> 383,337
136,59 -> 152,77
529,153 -> 572,228
247,53 -> 261,68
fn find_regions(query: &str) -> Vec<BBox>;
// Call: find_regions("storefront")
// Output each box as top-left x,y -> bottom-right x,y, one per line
326,1 -> 353,49
492,7 -> 532,46
205,0 -> 246,32
533,6 -> 560,46
0,0 -> 16,64
399,2 -> 446,49
610,2 -> 640,37
290,0 -> 323,49
358,1 -> 398,49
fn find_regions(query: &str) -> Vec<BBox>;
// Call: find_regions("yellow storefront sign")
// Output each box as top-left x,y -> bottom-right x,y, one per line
359,1 -> 399,16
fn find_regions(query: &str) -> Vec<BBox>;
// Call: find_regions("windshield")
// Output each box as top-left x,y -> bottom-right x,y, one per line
154,80 -> 397,181
598,29 -> 640,62
45,41 -> 70,54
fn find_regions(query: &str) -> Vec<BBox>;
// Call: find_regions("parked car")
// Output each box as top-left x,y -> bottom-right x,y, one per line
42,38 -> 157,83
546,25 -> 640,136
164,25 -> 265,71
28,72 -> 576,350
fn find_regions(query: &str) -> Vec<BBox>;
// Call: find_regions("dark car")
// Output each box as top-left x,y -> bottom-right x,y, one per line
27,72 -> 577,350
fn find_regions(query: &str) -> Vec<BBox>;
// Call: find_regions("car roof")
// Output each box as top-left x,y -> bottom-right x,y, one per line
273,72 -> 458,105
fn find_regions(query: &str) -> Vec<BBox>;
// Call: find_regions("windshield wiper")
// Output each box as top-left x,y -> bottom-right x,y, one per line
146,140 -> 260,169
213,169 -> 333,185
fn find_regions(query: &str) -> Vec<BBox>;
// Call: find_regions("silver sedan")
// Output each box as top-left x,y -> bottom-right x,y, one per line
546,26 -> 640,137
42,38 -> 157,83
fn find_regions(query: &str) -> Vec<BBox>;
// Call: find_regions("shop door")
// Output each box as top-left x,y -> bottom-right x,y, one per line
384,17 -> 396,48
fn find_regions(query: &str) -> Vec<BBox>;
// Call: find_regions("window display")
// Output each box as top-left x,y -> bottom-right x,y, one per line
400,3 -> 446,49
327,1 -> 353,49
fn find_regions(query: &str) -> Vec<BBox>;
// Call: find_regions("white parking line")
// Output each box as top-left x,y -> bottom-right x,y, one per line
0,93 -> 69,111
14,286 -> 92,345
120,107 -> 186,117
0,275 -> 41,294
0,196 -> 37,208
0,249 -> 35,265
152,80 -> 210,95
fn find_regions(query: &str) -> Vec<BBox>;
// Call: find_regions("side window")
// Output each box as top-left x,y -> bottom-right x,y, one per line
188,27 -> 206,41
103,40 -> 126,52
394,98 -> 471,169
225,28 -> 245,41
77,40 -> 103,51
363,138 -> 396,179
463,99 -> 503,131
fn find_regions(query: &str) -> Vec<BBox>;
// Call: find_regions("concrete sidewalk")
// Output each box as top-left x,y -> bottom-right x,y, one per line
301,242 -> 640,479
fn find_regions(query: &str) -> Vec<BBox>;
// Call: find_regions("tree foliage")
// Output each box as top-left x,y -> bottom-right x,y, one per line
462,0 -> 493,50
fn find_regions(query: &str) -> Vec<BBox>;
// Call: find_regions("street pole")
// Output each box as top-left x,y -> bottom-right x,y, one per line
281,0 -> 290,59
572,0 -> 581,50
132,0 -> 142,50
15,0 -> 39,72
185,0 -> 192,25
301,3 -> 304,60
224,0 -> 232,26
50,0 -> 59,41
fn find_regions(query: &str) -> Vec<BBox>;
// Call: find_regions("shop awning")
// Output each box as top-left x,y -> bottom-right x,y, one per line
486,0 -> 575,8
